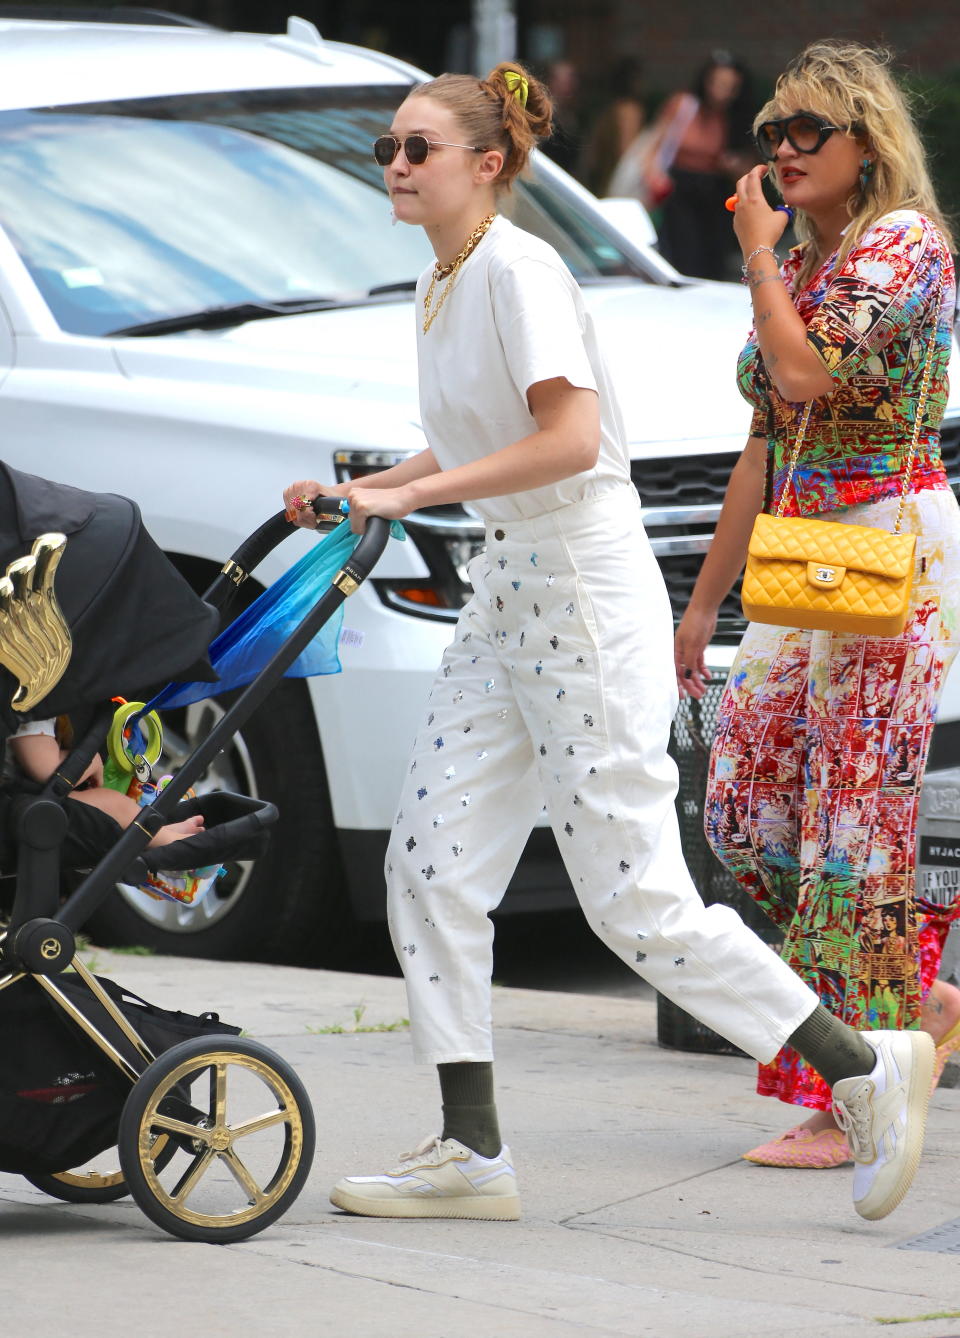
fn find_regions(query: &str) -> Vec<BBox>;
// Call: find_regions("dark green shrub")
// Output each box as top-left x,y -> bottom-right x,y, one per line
904,71 -> 960,240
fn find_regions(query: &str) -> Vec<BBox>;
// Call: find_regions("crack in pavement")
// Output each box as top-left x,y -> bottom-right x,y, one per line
562,1218 -> 941,1303
557,1157 -> 745,1224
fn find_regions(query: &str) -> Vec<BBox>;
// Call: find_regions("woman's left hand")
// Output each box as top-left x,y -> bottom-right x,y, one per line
342,483 -> 414,534
731,164 -> 790,255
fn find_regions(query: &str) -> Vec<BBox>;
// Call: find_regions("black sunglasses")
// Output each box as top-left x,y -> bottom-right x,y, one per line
754,112 -> 848,162
373,134 -> 486,167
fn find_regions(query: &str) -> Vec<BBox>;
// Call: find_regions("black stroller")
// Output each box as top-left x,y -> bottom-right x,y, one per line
0,464 -> 389,1243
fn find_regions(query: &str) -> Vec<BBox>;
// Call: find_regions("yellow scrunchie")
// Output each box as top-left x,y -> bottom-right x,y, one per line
503,69 -> 529,108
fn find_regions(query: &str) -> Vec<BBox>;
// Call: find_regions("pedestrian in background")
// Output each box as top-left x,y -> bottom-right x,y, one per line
652,50 -> 756,278
540,58 -> 582,177
581,55 -> 646,198
675,39 -> 960,1170
285,56 -> 934,1225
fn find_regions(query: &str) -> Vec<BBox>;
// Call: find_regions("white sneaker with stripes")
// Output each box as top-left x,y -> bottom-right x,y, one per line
833,1029 -> 935,1221
329,1134 -> 520,1220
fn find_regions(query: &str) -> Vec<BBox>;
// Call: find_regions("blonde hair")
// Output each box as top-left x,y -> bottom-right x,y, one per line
757,40 -> 954,286
407,61 -> 553,190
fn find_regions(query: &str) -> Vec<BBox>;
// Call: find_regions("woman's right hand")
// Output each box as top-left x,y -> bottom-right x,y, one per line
731,164 -> 790,257
282,478 -> 349,528
674,604 -> 718,700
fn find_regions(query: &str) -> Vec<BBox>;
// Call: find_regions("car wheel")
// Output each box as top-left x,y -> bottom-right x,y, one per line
86,679 -> 355,964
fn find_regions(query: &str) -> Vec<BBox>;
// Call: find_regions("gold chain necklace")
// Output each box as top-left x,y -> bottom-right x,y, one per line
422,213 -> 496,335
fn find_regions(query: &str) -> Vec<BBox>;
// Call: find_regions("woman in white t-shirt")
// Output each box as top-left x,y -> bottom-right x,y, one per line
282,61 -> 933,1225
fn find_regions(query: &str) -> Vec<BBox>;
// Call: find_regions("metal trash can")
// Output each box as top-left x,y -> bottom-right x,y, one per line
916,767 -> 960,1088
916,766 -> 960,986
658,678 -> 783,1056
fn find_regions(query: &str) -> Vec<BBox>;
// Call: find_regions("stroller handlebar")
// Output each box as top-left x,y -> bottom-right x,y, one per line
204,503 -> 391,613
309,498 -> 390,585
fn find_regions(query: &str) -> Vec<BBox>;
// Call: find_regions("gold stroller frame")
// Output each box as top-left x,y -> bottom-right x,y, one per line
0,527 -> 319,1241
0,500 -> 389,1239
0,934 -> 312,1235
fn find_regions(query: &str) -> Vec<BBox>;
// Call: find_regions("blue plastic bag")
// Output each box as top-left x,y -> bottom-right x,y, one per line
146,518 -> 401,715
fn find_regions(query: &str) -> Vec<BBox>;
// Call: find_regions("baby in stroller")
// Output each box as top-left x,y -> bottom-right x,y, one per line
0,461 -> 231,908
8,717 -> 204,843
4,716 -> 223,906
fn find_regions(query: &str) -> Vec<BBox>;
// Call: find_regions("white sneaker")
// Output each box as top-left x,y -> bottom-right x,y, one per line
329,1135 -> 520,1220
832,1030 -> 935,1221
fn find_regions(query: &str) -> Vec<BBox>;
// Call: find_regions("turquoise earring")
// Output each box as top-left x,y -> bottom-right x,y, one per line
860,156 -> 874,191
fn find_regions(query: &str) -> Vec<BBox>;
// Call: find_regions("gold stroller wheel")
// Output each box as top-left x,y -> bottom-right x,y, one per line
28,1167 -> 126,1203
25,1135 -> 174,1204
117,1035 -> 314,1243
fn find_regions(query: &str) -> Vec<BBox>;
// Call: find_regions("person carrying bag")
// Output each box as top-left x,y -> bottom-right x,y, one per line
675,39 -> 960,1171
607,90 -> 697,211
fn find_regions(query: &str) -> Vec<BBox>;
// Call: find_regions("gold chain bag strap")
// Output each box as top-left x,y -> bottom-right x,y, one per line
740,260 -> 944,637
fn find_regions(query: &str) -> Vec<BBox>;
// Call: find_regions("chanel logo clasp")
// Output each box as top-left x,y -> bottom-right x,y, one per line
808,561 -> 845,589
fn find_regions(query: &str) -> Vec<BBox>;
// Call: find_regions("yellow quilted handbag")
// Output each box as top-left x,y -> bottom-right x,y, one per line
742,512 -> 916,636
742,272 -> 941,638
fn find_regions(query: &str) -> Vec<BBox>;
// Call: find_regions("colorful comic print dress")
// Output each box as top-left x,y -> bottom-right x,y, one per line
707,211 -> 960,1109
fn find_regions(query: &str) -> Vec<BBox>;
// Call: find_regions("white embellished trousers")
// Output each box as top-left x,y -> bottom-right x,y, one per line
386,486 -> 819,1065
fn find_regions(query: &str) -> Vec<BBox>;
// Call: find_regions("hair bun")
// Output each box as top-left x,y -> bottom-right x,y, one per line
485,60 -> 553,144
410,64 -> 553,190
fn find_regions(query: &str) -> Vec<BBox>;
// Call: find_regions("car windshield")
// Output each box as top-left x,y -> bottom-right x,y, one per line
0,85 -> 648,337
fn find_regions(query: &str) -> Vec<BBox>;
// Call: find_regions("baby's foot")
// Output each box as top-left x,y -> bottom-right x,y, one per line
149,815 -> 204,847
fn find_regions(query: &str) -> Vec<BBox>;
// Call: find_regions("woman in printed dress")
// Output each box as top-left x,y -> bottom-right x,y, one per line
675,39 -> 960,1168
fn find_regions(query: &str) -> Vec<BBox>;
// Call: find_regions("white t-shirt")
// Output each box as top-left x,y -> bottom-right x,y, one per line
12,719 -> 56,739
415,215 -> 630,523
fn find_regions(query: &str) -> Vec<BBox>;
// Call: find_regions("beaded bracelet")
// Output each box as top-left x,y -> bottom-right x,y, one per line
741,245 -> 779,282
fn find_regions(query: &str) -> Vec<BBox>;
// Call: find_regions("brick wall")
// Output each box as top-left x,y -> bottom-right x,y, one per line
588,0 -> 959,90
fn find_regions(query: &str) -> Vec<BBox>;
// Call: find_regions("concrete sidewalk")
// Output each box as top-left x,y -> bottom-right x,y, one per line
1,948 -> 958,1338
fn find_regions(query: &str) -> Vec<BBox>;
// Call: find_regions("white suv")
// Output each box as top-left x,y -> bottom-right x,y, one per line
2,13 -> 959,964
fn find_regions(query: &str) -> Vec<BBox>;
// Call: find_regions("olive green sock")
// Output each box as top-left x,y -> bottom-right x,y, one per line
787,1005 -> 875,1088
438,1061 -> 502,1158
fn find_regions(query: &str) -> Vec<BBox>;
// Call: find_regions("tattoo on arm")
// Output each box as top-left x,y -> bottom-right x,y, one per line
749,273 -> 783,290
756,309 -> 772,326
